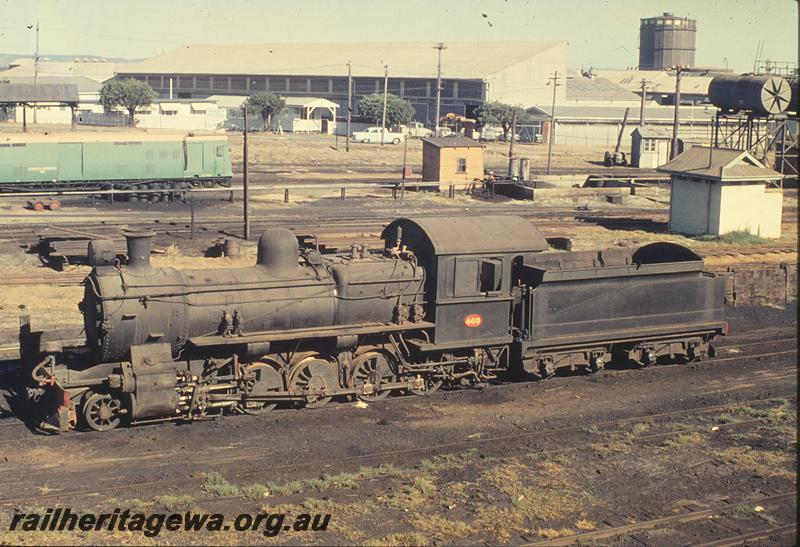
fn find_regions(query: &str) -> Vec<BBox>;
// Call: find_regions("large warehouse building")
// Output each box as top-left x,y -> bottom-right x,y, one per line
115,41 -> 567,124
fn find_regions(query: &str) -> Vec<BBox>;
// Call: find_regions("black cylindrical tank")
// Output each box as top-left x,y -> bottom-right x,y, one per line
708,75 -> 792,116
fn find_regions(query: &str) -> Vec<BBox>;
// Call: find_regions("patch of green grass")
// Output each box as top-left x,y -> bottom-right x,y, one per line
240,483 -> 271,500
715,413 -> 739,424
155,495 -> 193,511
411,476 -> 437,496
663,432 -> 704,448
416,449 -> 477,472
582,425 -> 599,434
692,230 -> 768,245
265,479 -> 305,496
121,498 -> 147,511
306,471 -> 360,491
203,472 -> 241,497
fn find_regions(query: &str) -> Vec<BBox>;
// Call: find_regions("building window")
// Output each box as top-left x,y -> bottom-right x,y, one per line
289,78 -> 307,92
249,78 -> 266,91
147,75 -> 161,88
268,78 -> 287,92
643,139 -> 656,152
309,78 -> 329,93
403,79 -> 429,97
355,78 -> 377,95
230,77 -> 247,90
177,76 -> 193,89
212,77 -> 229,90
456,157 -> 467,173
331,78 -> 349,94
458,81 -> 482,99
195,76 -> 211,89
388,79 -> 401,95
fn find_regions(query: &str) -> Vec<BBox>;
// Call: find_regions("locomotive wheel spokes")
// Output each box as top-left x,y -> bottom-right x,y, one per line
351,350 -> 396,401
239,361 -> 284,415
83,393 -> 123,431
289,356 -> 339,408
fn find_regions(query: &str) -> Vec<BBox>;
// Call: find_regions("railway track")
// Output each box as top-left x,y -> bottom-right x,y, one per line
0,332 -> 794,500
525,491 -> 796,546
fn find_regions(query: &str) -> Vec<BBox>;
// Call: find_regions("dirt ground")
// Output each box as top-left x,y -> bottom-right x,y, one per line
0,306 -> 795,545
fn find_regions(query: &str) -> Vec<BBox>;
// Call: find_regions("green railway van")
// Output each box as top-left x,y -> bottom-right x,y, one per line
0,132 -> 232,193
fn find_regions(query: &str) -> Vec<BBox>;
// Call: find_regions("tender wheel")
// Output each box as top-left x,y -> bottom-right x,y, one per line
351,350 -> 397,401
409,374 -> 443,396
239,360 -> 284,415
82,393 -> 124,431
289,355 -> 339,408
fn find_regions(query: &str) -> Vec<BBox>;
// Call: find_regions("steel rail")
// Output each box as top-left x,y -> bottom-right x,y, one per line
0,391 -> 795,506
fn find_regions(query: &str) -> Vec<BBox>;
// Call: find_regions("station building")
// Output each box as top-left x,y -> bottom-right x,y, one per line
115,41 -> 568,126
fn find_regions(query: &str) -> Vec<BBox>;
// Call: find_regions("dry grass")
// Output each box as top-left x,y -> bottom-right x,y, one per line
663,432 -> 704,448
536,527 -> 575,538
413,514 -> 476,539
713,446 -> 795,479
369,532 -> 429,546
575,518 -> 597,530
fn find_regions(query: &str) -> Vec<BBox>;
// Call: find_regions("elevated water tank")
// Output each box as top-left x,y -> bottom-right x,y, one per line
639,12 -> 696,70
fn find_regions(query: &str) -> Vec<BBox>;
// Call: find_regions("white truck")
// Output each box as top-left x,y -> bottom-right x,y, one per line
352,126 -> 405,144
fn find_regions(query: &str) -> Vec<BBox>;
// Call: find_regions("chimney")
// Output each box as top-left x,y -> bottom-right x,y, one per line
123,229 -> 156,272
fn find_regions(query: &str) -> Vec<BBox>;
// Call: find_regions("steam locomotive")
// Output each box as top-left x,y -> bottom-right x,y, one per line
20,215 -> 726,432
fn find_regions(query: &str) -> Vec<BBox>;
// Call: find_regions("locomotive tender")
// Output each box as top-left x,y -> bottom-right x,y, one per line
0,132 -> 232,201
21,215 -> 726,432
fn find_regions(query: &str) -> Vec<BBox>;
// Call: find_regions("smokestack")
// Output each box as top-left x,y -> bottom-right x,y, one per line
123,229 -> 156,272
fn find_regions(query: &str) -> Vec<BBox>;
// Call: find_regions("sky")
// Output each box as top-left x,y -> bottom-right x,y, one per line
0,0 -> 797,73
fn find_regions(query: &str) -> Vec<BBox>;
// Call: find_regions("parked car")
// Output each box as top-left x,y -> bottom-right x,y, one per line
352,127 -> 404,144
479,126 -> 503,141
403,122 -> 433,138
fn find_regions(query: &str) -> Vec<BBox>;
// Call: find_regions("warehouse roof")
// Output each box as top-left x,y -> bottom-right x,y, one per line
117,41 -> 566,79
566,74 -> 641,102
0,131 -> 225,144
0,76 -> 101,93
529,104 -> 715,122
0,83 -> 79,103
658,146 -> 783,181
421,136 -> 484,148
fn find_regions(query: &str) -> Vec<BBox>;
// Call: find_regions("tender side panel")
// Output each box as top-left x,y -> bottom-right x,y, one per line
524,266 -> 726,348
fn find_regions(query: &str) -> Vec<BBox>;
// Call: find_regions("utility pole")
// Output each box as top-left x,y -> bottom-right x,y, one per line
507,110 -> 517,177
546,70 -> 561,175
381,64 -> 388,145
346,62 -> 352,152
434,42 -> 446,136
670,66 -> 683,159
243,106 -> 250,240
638,79 -> 649,127
33,21 -> 39,124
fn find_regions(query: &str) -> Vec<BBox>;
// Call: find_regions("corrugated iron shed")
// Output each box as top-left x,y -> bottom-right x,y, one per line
0,83 -> 80,103
421,136 -> 484,148
658,146 -> 783,181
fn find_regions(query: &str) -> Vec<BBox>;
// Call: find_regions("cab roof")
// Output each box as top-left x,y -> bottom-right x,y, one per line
383,215 -> 549,256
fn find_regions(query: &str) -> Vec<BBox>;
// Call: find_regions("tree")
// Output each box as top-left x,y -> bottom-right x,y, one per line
245,92 -> 287,130
99,79 -> 157,126
357,93 -> 415,127
476,101 -> 532,140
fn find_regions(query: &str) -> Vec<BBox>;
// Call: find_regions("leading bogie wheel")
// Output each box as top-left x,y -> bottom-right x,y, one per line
351,350 -> 397,401
288,356 -> 339,408
82,392 -> 124,431
239,360 -> 284,415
